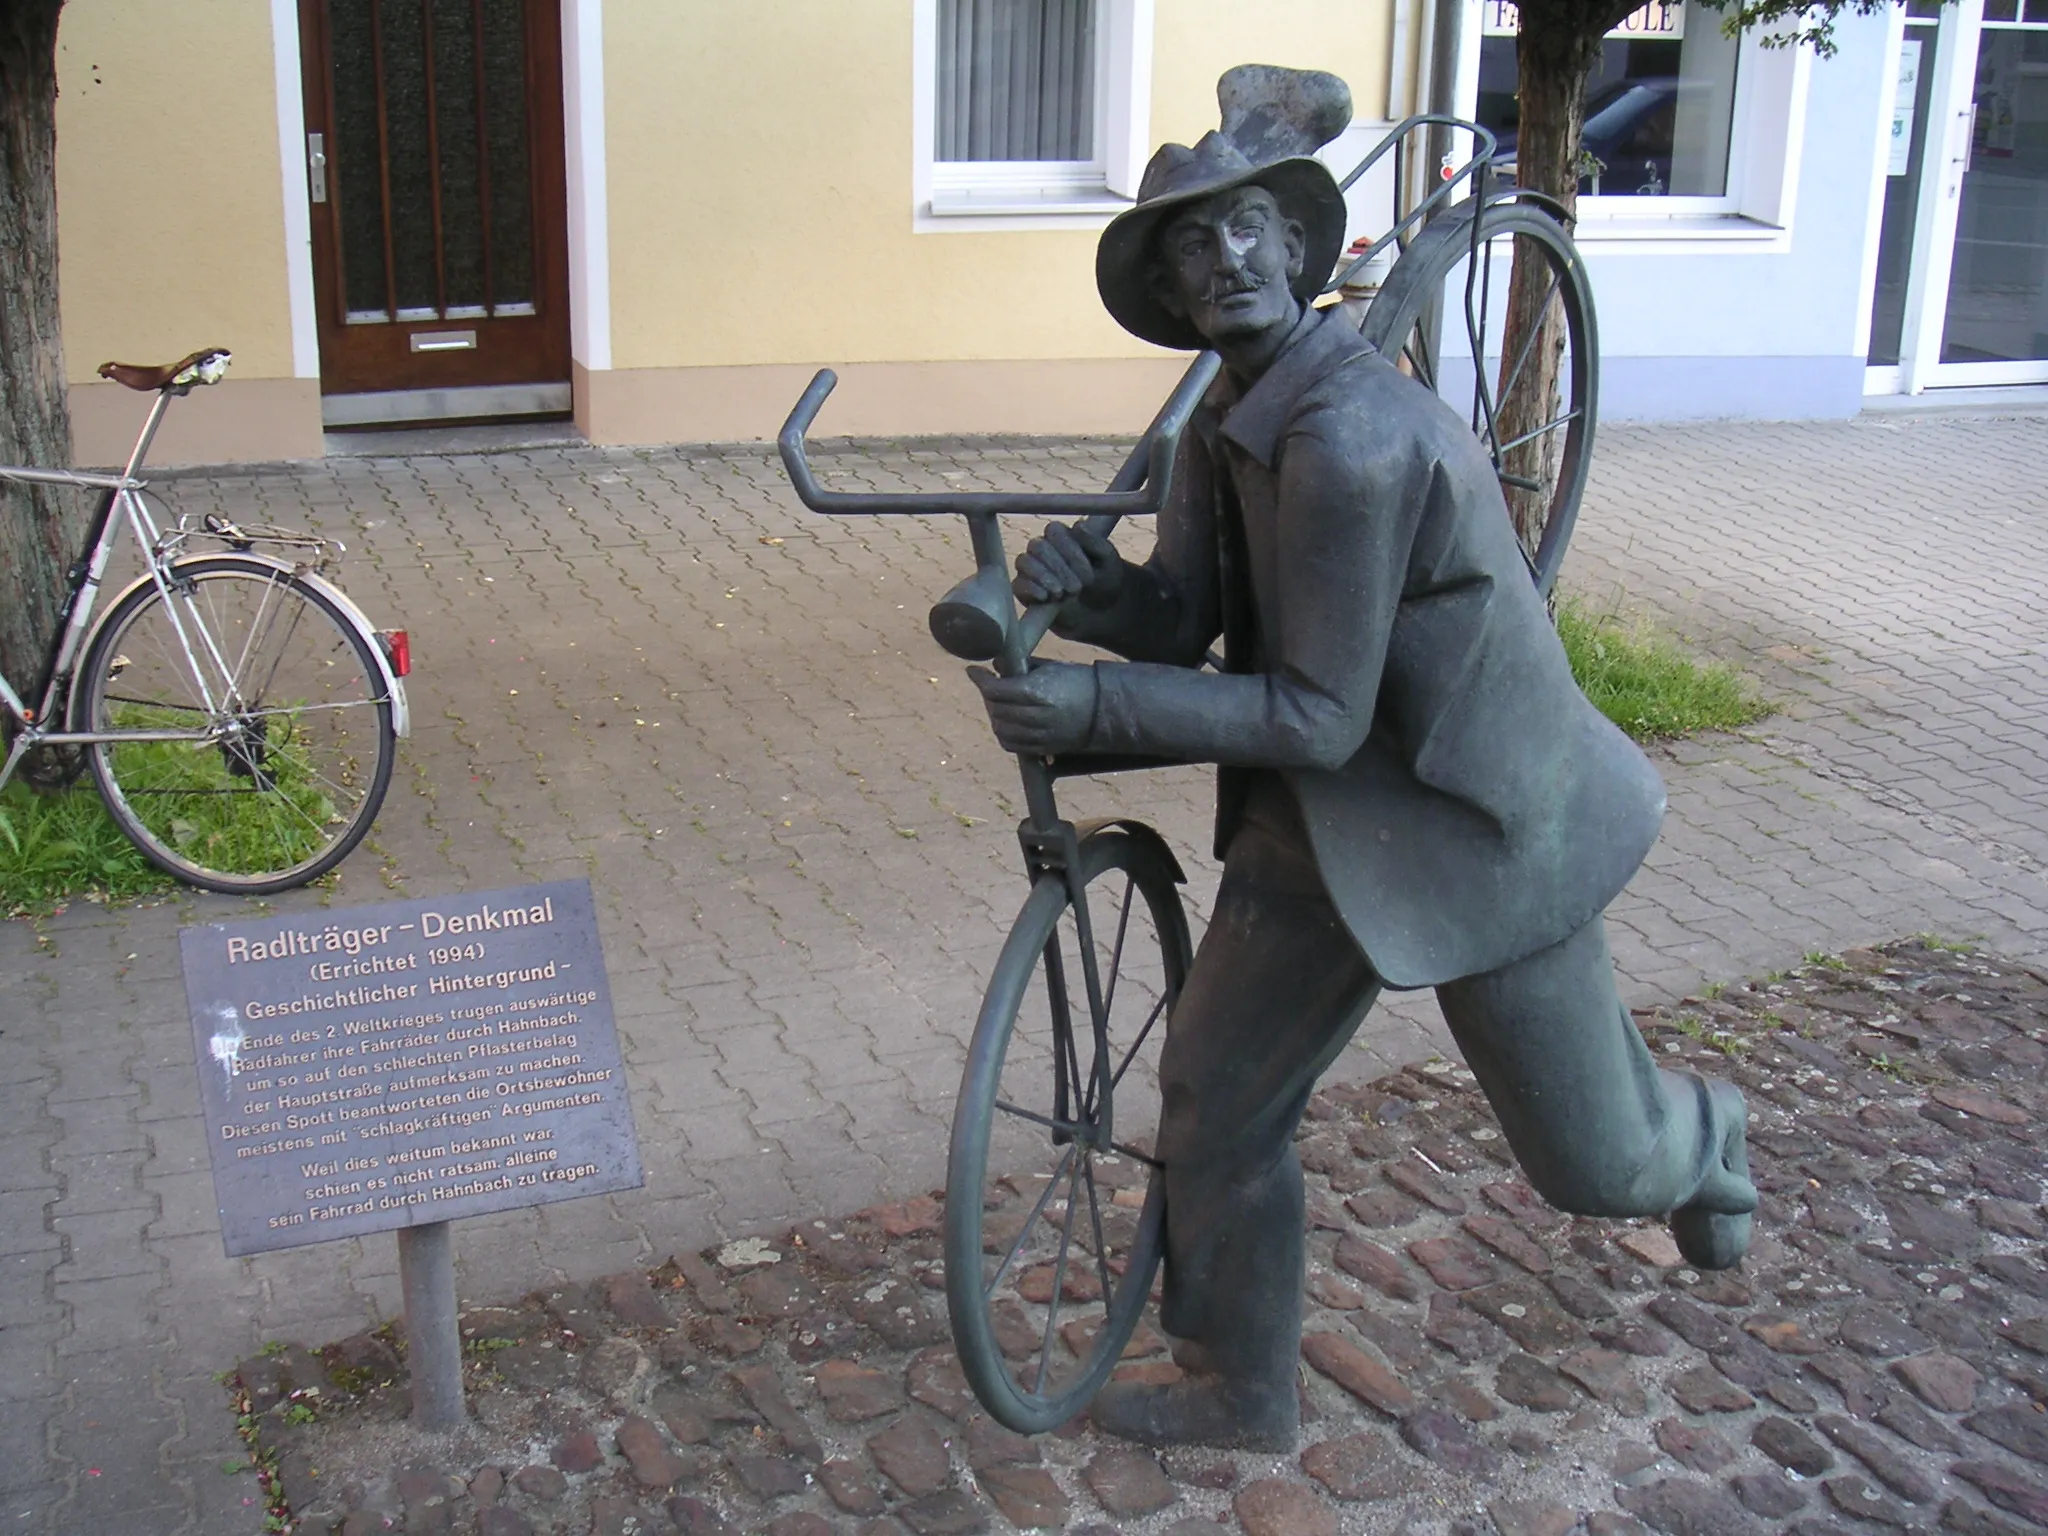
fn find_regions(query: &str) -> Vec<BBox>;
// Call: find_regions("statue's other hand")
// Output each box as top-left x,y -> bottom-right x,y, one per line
967,660 -> 1097,755
1013,521 -> 1124,612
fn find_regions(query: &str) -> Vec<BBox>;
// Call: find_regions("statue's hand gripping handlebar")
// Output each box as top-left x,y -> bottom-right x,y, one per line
777,352 -> 1221,678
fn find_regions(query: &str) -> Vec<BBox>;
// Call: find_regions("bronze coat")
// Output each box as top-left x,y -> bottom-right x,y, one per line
1067,308 -> 1665,988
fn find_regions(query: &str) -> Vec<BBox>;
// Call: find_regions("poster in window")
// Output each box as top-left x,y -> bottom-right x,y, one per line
1890,38 -> 1921,176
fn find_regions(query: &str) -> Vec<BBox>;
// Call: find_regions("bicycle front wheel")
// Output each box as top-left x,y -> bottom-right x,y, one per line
78,556 -> 396,894
946,826 -> 1190,1433
1361,197 -> 1598,598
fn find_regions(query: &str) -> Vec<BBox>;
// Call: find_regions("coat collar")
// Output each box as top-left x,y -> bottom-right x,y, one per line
1213,306 -> 1373,467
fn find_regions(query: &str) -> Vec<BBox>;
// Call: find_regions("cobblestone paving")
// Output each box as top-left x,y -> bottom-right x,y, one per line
3,408 -> 2047,1531
242,940 -> 2048,1536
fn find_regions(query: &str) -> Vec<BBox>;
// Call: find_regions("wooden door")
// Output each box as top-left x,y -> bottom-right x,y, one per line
299,0 -> 571,401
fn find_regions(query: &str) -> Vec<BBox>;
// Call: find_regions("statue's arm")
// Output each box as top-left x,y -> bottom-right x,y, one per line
1051,433 -> 1221,667
1084,416 -> 1420,767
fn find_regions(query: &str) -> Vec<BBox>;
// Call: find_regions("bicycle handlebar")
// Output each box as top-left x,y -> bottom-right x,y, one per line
778,352 -> 1221,676
777,353 -> 1220,520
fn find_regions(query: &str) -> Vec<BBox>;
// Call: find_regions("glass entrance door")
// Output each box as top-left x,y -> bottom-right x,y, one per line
1939,16 -> 2048,377
1868,0 -> 2048,390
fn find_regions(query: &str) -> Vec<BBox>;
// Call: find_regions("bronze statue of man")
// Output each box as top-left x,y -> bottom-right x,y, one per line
969,65 -> 1757,1452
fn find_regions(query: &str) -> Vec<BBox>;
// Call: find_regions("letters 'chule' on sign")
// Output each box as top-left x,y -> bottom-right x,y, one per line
179,878 -> 642,1257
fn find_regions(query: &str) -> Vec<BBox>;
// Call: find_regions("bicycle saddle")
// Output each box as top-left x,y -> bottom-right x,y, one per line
97,348 -> 231,393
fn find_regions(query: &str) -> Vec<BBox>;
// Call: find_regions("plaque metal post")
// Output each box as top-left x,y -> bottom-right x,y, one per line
397,1220 -> 464,1428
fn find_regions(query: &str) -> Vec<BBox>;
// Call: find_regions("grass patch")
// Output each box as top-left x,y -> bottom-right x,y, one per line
1556,597 -> 1772,742
1,727 -> 339,914
0,774 -> 175,916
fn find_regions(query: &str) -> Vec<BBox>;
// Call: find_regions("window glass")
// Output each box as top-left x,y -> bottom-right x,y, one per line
1940,27 -> 2048,364
1868,19 -> 1940,364
1477,0 -> 1741,197
936,0 -> 1096,163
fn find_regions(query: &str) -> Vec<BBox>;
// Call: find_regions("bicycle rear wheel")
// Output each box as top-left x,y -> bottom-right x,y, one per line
78,555 -> 396,894
1360,197 -> 1598,597
946,825 -> 1190,1433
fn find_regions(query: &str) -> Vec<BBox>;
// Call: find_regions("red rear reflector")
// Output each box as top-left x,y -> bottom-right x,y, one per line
381,629 -> 411,677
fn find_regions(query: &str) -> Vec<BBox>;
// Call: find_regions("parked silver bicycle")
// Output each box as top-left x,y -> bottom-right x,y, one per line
0,348 -> 410,894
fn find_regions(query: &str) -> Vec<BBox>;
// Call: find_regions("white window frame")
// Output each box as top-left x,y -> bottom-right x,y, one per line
913,0 -> 1154,231
1458,0 -> 1811,254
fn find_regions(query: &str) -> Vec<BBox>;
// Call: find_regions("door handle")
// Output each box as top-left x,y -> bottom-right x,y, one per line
308,132 -> 328,204
1949,103 -> 1975,195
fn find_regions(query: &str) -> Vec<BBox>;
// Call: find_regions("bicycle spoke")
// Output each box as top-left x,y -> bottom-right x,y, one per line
1496,408 -> 1584,457
236,696 -> 383,719
1100,876 -> 1135,1024
1031,1153 -> 1086,1396
1495,268 -> 1565,411
244,585 -> 313,709
1084,877 -> 1137,1120
1080,1155 -> 1114,1306
1110,990 -> 1170,1090
1110,1141 -> 1163,1169
985,1143 -> 1076,1300
993,1099 -> 1089,1139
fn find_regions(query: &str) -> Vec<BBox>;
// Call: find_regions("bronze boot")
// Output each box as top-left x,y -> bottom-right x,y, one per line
1090,1366 -> 1299,1451
1668,1078 -> 1756,1270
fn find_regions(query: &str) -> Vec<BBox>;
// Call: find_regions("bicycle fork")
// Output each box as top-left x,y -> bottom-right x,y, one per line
1015,752 -> 1117,1155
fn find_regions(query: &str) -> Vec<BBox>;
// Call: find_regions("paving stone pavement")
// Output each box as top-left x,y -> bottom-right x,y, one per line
236,938 -> 2048,1536
3,406 -> 2047,1531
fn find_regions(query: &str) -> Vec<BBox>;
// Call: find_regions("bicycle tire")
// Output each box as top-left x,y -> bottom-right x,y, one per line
1360,197 -> 1599,597
946,826 -> 1190,1433
77,555 -> 396,894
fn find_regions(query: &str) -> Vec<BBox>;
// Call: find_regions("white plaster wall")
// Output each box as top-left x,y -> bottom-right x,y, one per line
1582,9 -> 1894,419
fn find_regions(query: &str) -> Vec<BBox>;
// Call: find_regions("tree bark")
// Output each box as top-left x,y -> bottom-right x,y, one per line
1493,0 -> 1626,557
0,0 -> 74,712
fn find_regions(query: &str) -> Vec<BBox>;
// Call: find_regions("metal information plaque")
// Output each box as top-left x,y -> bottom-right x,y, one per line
179,879 -> 643,1257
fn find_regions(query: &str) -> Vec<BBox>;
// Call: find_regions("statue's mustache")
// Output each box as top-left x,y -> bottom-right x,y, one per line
1203,271 -> 1267,304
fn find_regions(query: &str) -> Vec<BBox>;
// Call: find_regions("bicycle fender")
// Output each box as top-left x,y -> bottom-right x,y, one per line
1072,817 -> 1187,885
75,555 -> 411,740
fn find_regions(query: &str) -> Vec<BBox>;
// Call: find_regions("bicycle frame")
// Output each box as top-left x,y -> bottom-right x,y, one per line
0,384 -> 411,797
779,350 -> 1221,1152
0,392 -> 194,751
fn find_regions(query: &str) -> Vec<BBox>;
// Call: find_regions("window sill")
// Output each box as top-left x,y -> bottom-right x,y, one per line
1571,210 -> 1791,256
918,187 -> 1136,233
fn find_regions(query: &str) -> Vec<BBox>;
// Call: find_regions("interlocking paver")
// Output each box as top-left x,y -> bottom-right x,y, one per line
5,407 -> 2048,1529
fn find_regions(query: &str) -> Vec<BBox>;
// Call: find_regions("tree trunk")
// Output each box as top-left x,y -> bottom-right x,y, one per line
1495,8 -> 1604,557
0,0 -> 74,712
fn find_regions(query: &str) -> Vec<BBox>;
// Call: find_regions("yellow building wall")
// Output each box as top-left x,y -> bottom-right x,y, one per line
603,0 -> 1388,369
45,0 -> 1395,456
55,1 -> 320,465
588,0 -> 1390,440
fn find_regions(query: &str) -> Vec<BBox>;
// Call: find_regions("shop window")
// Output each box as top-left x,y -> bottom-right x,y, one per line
1477,0 -> 1743,200
915,0 -> 1152,224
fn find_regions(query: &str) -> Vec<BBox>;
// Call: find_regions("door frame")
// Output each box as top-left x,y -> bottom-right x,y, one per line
296,0 -> 573,400
1880,0 -> 2048,391
268,0 -> 610,421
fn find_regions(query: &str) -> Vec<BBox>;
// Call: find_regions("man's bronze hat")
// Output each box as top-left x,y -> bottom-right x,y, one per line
1097,65 -> 1352,352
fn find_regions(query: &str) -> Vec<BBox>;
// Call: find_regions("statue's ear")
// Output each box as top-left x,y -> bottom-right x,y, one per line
1282,216 -> 1306,282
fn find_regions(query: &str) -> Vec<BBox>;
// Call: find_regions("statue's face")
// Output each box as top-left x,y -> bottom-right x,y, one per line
1153,185 -> 1305,346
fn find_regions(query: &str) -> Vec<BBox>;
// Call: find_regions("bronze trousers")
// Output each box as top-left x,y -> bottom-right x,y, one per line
1156,776 -> 1737,1377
